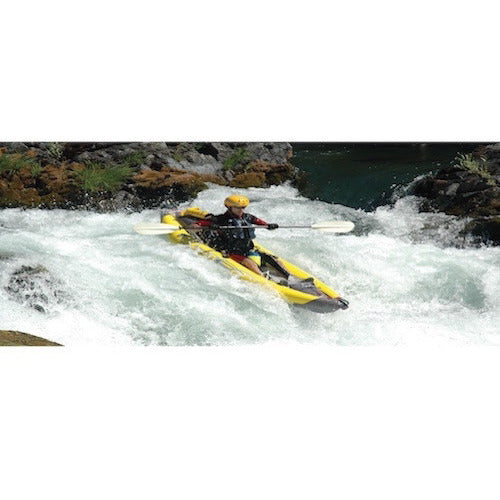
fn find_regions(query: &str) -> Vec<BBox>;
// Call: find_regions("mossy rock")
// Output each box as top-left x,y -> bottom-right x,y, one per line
240,161 -> 297,185
198,174 -> 227,185
133,168 -> 210,203
230,172 -> 266,188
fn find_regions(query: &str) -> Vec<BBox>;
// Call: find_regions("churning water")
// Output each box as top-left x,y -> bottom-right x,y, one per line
1,183 -> 498,346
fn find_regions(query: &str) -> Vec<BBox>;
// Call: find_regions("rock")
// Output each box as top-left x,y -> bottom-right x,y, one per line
461,217 -> 500,245
0,330 -> 61,346
95,190 -> 144,212
133,168 -> 213,205
457,179 -> 492,194
65,142 -> 133,162
230,172 -> 266,188
5,265 -> 70,314
228,159 -> 299,188
195,143 -> 219,158
411,144 -> 500,245
208,142 -> 293,169
0,142 -> 31,153
445,183 -> 459,196
238,160 -> 299,186
1,142 -> 299,210
246,142 -> 293,164
483,143 -> 500,160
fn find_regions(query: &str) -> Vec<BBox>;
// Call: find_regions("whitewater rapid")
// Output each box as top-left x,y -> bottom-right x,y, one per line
1,183 -> 499,346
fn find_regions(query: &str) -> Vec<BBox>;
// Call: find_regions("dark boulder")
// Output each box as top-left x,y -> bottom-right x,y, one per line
411,146 -> 500,245
5,265 -> 70,313
461,217 -> 500,246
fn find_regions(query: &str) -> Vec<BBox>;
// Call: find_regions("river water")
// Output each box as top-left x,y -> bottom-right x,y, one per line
1,148 -> 498,345
292,142 -> 479,209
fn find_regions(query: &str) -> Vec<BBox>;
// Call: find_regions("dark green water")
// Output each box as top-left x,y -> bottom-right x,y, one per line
292,143 -> 482,210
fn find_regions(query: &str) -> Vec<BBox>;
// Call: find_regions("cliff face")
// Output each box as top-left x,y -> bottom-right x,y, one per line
0,142 -> 300,211
412,144 -> 500,245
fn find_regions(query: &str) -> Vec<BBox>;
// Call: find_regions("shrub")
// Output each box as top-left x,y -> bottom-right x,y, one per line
456,153 -> 496,186
77,161 -> 134,193
223,147 -> 251,171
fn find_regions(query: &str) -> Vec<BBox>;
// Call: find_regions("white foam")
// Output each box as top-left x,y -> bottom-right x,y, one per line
1,186 -> 498,345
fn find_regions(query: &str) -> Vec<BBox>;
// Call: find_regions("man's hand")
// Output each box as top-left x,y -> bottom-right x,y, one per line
267,223 -> 279,230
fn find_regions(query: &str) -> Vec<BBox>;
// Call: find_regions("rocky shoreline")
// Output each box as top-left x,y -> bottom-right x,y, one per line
2,142 -> 497,245
0,142 -> 302,211
411,144 -> 500,245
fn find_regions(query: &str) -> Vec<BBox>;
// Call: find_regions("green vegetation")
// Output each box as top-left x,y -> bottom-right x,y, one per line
456,153 -> 496,186
223,147 -> 251,171
172,143 -> 191,163
173,151 -> 184,162
46,142 -> 64,162
0,152 -> 40,175
30,162 -> 42,177
76,161 -> 134,193
122,151 -> 147,169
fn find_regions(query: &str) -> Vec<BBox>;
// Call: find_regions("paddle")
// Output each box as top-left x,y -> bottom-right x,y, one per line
133,220 -> 354,235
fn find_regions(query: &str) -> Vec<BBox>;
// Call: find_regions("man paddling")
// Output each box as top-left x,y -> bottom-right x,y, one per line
194,195 -> 285,277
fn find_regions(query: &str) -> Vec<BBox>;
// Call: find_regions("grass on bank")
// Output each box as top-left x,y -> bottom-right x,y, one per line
456,153 -> 496,187
122,151 -> 147,169
0,152 -> 41,175
76,161 -> 134,193
30,163 -> 42,177
46,142 -> 64,162
223,147 -> 251,171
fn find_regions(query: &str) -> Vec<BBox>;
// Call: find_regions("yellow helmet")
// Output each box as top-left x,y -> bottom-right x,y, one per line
224,195 -> 249,208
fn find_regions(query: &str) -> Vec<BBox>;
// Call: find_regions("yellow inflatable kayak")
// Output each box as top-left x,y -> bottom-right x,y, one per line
161,207 -> 349,313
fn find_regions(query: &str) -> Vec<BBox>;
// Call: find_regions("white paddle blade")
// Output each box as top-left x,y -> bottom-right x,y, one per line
311,221 -> 355,233
133,223 -> 181,235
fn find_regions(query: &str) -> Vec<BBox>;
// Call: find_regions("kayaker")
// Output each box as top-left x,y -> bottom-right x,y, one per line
194,194 -> 283,277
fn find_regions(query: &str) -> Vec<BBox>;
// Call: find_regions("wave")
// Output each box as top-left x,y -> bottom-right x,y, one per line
1,183 -> 498,345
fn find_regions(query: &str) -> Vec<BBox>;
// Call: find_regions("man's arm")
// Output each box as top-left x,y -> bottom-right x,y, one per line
250,215 -> 278,230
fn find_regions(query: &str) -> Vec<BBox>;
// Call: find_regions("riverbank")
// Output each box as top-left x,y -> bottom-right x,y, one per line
0,330 -> 61,346
0,142 -> 301,211
411,144 -> 500,245
1,141 -> 498,250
